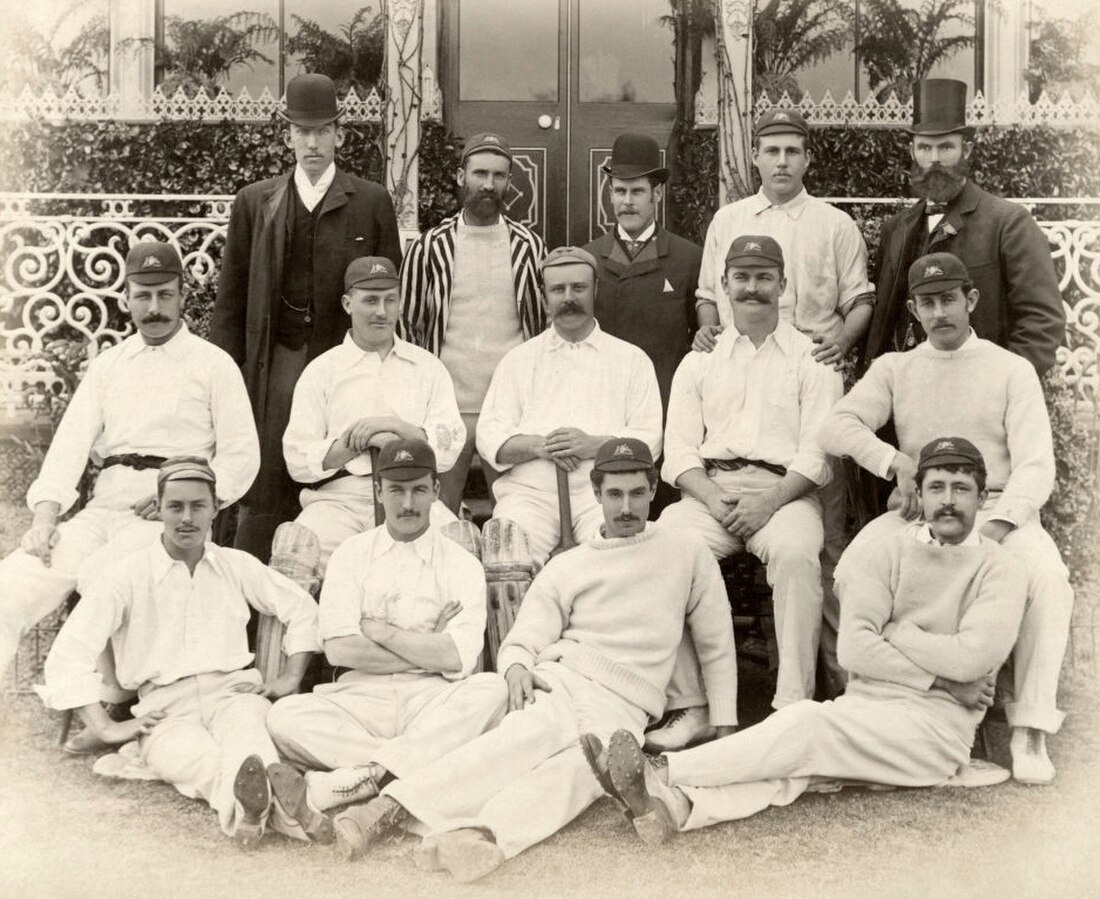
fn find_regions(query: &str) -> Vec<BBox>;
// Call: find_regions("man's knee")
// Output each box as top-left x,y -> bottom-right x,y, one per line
266,693 -> 315,745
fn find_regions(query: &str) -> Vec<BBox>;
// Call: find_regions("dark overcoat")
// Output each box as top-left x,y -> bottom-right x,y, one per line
862,180 -> 1065,374
210,168 -> 401,432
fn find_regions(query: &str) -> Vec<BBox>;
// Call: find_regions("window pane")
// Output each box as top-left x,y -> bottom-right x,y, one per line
460,0 -> 558,101
1,1 -> 110,96
160,1 -> 279,95
578,0 -> 675,103
284,1 -> 384,93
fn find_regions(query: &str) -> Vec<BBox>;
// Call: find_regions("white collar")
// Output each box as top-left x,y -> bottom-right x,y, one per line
751,187 -> 810,219
150,534 -> 219,582
294,163 -> 336,207
374,523 -> 436,564
547,319 -> 604,351
616,221 -> 656,244
336,332 -> 416,368
914,523 -> 983,548
916,329 -> 980,355
119,321 -> 193,360
717,318 -> 794,357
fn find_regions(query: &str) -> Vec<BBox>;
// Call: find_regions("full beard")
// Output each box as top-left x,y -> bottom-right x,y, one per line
909,158 -> 970,205
463,187 -> 505,219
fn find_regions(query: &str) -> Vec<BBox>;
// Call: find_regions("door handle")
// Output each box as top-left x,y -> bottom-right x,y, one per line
537,114 -> 561,131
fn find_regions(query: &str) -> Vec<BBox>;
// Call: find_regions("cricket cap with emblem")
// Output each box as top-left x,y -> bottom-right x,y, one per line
157,455 -> 217,492
375,437 -> 437,481
277,73 -> 342,127
344,256 -> 399,291
908,78 -> 974,138
753,108 -> 810,140
540,245 -> 598,274
601,133 -> 668,182
593,437 -> 655,473
461,131 -> 513,165
917,436 -> 985,473
908,251 -> 969,294
724,234 -> 784,269
126,241 -> 184,285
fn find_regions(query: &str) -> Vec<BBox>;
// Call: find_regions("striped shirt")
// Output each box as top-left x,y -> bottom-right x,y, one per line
399,212 -> 547,355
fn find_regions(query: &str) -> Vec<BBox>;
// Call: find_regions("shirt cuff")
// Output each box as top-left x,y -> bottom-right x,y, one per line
319,624 -> 362,642
694,298 -> 717,310
25,481 -> 79,516
706,694 -> 739,728
991,496 -> 1035,528
34,677 -> 102,711
875,446 -> 897,481
282,629 -> 323,657
495,645 -> 535,675
662,452 -> 705,487
789,454 -> 831,487
305,440 -> 341,481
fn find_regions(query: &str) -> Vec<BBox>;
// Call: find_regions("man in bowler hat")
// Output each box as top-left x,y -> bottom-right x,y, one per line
211,73 -> 402,562
862,78 -> 1064,376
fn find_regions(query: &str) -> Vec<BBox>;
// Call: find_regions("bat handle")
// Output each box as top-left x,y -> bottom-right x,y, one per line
551,466 -> 577,557
369,445 -> 385,526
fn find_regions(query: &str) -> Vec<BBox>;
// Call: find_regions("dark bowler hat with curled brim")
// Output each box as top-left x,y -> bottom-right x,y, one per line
908,78 -> 974,138
277,74 -> 343,128
601,133 -> 668,182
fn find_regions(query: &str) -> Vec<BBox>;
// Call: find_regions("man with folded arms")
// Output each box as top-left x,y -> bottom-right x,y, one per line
278,256 -> 463,577
266,438 -> 505,839
583,438 -> 1025,844
324,438 -> 736,881
0,240 -> 258,673
821,251 -> 1073,785
649,234 -> 842,749
37,458 -> 320,848
476,246 -> 662,565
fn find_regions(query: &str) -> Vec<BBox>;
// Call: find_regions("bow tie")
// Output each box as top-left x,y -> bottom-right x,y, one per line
925,203 -> 948,215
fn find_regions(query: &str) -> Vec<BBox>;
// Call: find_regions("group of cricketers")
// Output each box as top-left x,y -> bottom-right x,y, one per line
1,72 -> 1075,882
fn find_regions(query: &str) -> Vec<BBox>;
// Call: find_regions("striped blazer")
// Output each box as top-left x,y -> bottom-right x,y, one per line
399,213 -> 547,355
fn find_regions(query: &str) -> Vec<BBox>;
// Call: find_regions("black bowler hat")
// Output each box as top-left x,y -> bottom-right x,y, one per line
601,133 -> 668,182
909,79 -> 974,138
277,74 -> 343,128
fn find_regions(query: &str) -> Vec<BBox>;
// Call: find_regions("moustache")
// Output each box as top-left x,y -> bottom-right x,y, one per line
142,315 -> 171,324
736,292 -> 770,305
614,515 -> 639,523
909,160 -> 968,204
464,189 -> 504,209
933,508 -> 959,519
556,302 -> 586,316
397,511 -> 421,519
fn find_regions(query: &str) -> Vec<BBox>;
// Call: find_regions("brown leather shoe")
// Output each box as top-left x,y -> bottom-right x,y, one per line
232,754 -> 270,850
332,796 -> 409,862
268,763 -> 334,844
579,733 -> 631,818
607,730 -> 685,845
415,829 -> 504,883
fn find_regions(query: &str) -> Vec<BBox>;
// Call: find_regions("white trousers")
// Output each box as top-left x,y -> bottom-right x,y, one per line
133,669 -> 281,838
267,671 -> 507,778
0,506 -> 162,672
296,479 -> 457,572
385,663 -> 649,860
668,689 -> 975,832
838,509 -> 1073,734
658,468 -> 825,709
490,477 -> 604,565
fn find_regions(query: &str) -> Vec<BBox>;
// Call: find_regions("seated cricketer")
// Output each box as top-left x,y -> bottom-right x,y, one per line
651,234 -> 842,750
0,241 -> 259,673
265,437 -> 506,841
324,437 -> 737,882
279,256 -> 463,575
475,246 -> 663,565
583,438 -> 1026,844
37,457 -> 321,849
820,252 -> 1074,786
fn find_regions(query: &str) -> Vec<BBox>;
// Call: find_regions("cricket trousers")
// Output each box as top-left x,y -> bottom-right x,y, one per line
385,662 -> 649,859
490,478 -> 605,566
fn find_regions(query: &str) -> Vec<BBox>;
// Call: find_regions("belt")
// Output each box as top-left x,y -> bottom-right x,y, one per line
100,453 -> 168,471
704,457 -> 787,478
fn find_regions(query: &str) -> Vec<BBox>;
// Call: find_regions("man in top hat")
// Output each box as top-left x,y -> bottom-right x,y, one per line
581,437 -> 1026,845
325,437 -> 737,882
265,437 -> 505,837
475,246 -> 662,566
822,251 -> 1073,785
401,132 -> 547,514
651,235 -> 843,750
0,241 -> 259,674
862,78 -> 1064,376
691,107 -> 875,703
277,256 -> 463,576
38,456 -> 321,849
211,73 -> 401,562
694,108 -> 874,366
582,133 -> 703,420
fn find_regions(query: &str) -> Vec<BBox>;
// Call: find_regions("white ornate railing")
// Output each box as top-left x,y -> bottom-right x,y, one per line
752,89 -> 1100,129
0,84 -> 384,123
1,193 -> 1097,422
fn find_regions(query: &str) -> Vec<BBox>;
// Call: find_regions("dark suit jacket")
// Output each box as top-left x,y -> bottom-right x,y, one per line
210,168 -> 401,433
863,180 -> 1065,374
583,227 -> 703,413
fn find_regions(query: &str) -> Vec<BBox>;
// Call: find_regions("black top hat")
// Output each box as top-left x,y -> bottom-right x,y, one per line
601,133 -> 668,182
909,79 -> 973,137
277,74 -> 343,128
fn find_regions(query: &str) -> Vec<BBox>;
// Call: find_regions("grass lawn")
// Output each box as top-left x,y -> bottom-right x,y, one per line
2,503 -> 1099,898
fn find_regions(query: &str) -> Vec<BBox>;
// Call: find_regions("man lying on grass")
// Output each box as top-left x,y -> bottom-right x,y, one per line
37,456 -> 321,849
583,437 -> 1027,843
